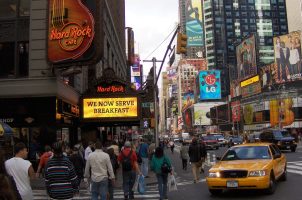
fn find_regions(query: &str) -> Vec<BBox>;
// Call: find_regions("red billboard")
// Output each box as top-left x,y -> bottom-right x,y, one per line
231,101 -> 241,122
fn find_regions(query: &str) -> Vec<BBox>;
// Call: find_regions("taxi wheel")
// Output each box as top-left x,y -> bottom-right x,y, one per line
265,172 -> 276,195
280,166 -> 287,182
209,189 -> 223,196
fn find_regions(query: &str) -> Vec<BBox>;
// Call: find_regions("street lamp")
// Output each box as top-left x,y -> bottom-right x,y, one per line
268,84 -> 286,129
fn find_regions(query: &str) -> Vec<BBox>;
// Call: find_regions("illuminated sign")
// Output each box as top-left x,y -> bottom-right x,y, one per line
48,0 -> 95,63
199,70 -> 221,100
240,75 -> 259,87
97,85 -> 125,93
83,97 -> 138,118
241,81 -> 261,98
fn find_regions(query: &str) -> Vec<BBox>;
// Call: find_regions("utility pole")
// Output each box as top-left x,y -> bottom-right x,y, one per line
143,58 -> 163,147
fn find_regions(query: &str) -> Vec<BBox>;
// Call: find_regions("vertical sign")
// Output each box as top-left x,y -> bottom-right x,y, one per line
199,70 -> 221,100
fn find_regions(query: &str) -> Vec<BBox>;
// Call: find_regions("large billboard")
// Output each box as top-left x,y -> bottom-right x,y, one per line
83,97 -> 138,118
193,104 -> 211,125
231,101 -> 241,122
273,31 -> 302,83
236,35 -> 257,81
48,0 -> 97,64
199,70 -> 221,100
185,0 -> 204,47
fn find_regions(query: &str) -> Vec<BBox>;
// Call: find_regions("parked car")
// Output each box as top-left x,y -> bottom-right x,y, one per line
206,143 -> 287,195
201,135 -> 219,150
227,137 -> 243,147
213,135 -> 227,147
259,129 -> 297,152
249,132 -> 261,143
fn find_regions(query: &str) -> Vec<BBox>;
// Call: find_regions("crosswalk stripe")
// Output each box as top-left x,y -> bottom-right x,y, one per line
287,165 -> 302,170
287,169 -> 302,175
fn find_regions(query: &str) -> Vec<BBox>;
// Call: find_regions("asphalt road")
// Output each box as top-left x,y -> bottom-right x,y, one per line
167,143 -> 302,200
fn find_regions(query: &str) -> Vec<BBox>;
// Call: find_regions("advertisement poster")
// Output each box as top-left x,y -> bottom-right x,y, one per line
183,108 -> 193,129
185,0 -> 204,47
48,0 -> 95,63
240,75 -> 261,98
269,98 -> 295,128
182,92 -> 195,111
260,63 -> 273,87
199,70 -> 221,100
230,80 -> 241,98
231,101 -> 241,122
273,31 -> 302,83
236,35 -> 257,81
193,104 -> 211,125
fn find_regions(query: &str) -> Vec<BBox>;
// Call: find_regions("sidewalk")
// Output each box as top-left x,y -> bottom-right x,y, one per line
32,167 -> 158,190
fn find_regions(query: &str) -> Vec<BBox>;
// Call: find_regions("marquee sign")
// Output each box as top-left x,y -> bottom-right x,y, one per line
83,97 -> 138,118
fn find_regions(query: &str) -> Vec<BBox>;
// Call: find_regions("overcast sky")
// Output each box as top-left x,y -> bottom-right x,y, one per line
125,0 -> 179,82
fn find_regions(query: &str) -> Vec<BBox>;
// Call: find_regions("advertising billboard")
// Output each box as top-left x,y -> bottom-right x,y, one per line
199,70 -> 221,100
231,101 -> 241,122
260,63 -> 274,87
185,0 -> 204,47
269,98 -> 295,128
273,31 -> 302,83
48,0 -> 96,64
236,35 -> 257,81
83,97 -> 138,118
182,91 -> 194,111
240,75 -> 261,98
230,80 -> 241,98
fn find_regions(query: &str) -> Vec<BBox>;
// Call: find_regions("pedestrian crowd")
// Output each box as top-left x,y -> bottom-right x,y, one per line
0,137 -> 174,200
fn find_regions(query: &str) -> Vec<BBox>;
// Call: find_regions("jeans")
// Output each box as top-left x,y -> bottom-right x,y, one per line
108,179 -> 114,200
156,174 -> 168,200
91,178 -> 108,200
122,170 -> 136,196
141,157 -> 149,177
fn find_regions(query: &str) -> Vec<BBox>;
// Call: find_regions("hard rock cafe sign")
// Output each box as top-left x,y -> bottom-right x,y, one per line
48,0 -> 95,63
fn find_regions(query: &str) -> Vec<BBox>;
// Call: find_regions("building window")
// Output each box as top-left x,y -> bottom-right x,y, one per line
18,42 -> 29,77
0,0 -> 17,18
0,42 -> 15,77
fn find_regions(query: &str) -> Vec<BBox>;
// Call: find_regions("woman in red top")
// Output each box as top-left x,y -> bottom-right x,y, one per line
36,145 -> 53,178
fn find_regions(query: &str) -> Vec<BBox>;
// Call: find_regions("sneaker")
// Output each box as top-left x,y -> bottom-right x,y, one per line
124,195 -> 129,200
129,191 -> 134,199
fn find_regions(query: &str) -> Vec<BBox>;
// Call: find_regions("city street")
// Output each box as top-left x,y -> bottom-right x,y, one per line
31,143 -> 302,199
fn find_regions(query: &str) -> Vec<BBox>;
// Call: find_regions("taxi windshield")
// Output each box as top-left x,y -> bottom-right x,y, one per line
222,146 -> 271,161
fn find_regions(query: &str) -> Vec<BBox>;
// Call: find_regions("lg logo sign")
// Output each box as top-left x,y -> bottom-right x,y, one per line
205,74 -> 217,93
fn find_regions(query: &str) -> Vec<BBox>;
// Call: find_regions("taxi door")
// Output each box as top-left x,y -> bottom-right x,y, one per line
269,144 -> 284,178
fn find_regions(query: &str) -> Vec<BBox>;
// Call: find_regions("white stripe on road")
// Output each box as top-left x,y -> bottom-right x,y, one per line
287,165 -> 302,170
287,169 -> 302,175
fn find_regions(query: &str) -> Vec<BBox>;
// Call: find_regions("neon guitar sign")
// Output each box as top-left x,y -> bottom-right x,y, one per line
48,0 -> 95,63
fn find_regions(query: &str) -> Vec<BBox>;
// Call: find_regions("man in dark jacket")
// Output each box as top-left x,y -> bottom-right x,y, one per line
189,138 -> 206,183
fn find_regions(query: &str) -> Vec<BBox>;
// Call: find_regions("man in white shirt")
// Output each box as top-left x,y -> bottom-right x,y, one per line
84,141 -> 115,200
5,142 -> 35,200
84,141 -> 94,161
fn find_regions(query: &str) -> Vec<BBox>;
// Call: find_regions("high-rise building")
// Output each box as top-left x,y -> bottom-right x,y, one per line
179,0 -> 205,58
286,0 -> 302,32
203,0 -> 288,95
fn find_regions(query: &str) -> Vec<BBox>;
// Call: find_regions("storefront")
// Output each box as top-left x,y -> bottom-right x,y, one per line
0,97 -> 79,164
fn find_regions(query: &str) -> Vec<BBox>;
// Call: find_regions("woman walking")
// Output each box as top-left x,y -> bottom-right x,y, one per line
151,147 -> 172,200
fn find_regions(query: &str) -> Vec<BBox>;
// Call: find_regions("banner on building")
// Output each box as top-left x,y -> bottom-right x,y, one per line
231,101 -> 241,122
182,91 -> 195,111
236,34 -> 257,81
185,0 -> 204,47
273,31 -> 302,83
199,70 -> 221,100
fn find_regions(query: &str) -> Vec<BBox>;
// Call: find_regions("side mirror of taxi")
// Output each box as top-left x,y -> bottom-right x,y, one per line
273,154 -> 281,159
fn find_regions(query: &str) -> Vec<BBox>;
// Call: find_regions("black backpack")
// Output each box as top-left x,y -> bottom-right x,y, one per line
161,156 -> 172,174
122,150 -> 133,171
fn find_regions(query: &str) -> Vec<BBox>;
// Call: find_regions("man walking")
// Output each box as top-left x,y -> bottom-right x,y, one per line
5,142 -> 35,200
189,138 -> 206,183
118,141 -> 141,200
138,139 -> 149,177
84,141 -> 115,200
44,142 -> 79,200
180,141 -> 189,170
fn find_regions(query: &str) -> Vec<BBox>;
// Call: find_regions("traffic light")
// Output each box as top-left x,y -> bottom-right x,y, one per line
176,32 -> 187,54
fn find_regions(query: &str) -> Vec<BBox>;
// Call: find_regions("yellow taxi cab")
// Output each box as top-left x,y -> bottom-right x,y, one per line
206,143 -> 287,195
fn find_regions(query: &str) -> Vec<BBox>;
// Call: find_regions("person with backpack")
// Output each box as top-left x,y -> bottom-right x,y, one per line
118,141 -> 141,200
151,147 -> 172,200
189,138 -> 207,183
